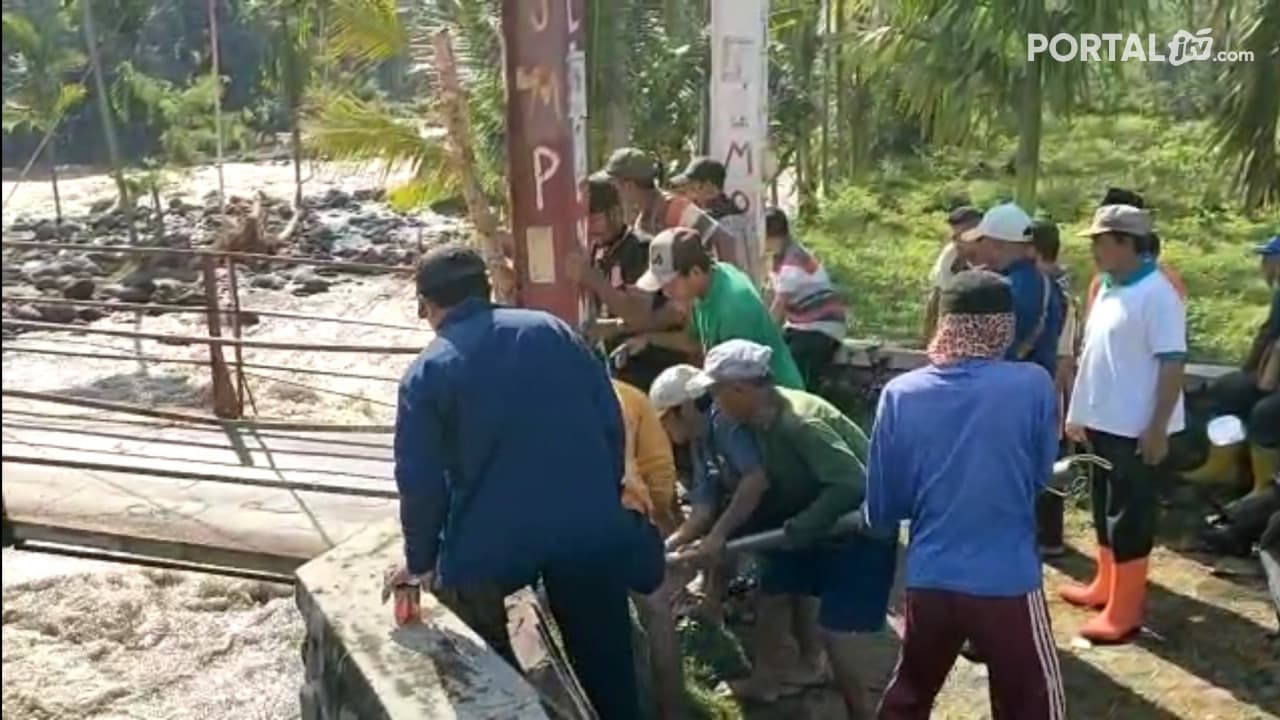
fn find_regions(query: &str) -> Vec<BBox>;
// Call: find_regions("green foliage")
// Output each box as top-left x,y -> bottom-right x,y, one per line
802,113 -> 1274,361
2,5 -> 86,134
111,61 -> 248,164
1211,0 -> 1280,210
304,90 -> 458,211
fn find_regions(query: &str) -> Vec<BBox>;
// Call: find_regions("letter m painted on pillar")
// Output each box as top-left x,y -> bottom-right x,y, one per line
725,141 -> 753,175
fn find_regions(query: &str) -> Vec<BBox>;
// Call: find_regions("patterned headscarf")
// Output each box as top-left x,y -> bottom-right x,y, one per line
927,312 -> 1015,365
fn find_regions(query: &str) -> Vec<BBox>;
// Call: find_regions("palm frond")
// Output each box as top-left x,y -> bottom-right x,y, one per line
1212,0 -> 1280,209
328,0 -> 408,67
1,12 -> 41,57
52,82 -> 86,118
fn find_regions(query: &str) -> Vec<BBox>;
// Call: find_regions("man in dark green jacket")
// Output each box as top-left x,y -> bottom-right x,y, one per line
678,339 -> 896,719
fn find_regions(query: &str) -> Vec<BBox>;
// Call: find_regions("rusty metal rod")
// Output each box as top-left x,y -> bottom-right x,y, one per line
1,296 -> 422,331
2,388 -> 394,432
2,319 -> 422,354
2,454 -> 399,499
0,409 -> 396,447
1,420 -> 391,463
1,345 -> 401,382
1,437 -> 388,483
1,240 -> 414,275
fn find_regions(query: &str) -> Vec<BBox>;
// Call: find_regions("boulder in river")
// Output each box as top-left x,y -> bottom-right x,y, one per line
104,280 -> 157,304
249,272 -> 287,291
32,220 -> 58,241
289,268 -> 331,296
34,303 -> 78,324
60,277 -> 96,301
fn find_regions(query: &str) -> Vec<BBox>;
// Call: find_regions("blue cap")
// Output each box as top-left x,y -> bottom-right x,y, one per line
1254,235 -> 1280,256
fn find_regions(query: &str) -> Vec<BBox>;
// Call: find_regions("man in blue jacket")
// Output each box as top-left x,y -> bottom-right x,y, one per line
868,270 -> 1065,719
387,244 -> 650,720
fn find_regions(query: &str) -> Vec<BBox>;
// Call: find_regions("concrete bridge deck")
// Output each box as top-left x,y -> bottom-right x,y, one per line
2,399 -> 398,572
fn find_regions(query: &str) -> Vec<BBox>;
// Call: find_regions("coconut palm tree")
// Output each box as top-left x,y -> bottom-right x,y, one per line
1213,0 -> 1280,210
853,0 -> 1148,208
2,5 -> 87,224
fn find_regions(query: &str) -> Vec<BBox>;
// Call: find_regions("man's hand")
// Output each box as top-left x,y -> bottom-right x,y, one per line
692,531 -> 727,568
1065,424 -> 1087,444
1138,424 -> 1169,466
380,563 -> 433,602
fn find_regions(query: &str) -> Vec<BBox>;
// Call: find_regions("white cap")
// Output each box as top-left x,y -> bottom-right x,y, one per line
960,202 -> 1032,243
649,364 -> 706,411
687,339 -> 773,393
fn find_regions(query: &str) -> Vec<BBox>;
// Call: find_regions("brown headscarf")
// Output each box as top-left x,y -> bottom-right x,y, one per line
927,269 -> 1017,365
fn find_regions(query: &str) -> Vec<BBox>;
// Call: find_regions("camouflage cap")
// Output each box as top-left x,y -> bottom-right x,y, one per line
596,147 -> 658,183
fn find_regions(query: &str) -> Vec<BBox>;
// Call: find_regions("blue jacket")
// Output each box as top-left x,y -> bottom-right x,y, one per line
394,298 -> 629,588
866,360 -> 1057,597
1003,259 -> 1065,376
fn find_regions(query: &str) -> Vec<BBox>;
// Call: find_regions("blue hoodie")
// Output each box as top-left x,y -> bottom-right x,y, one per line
865,359 -> 1057,597
394,298 -> 631,588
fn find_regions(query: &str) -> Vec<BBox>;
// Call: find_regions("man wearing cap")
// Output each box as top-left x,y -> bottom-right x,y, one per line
923,206 -> 983,340
568,177 -> 689,391
764,207 -> 848,392
630,227 -> 806,391
672,156 -> 754,274
1192,234 -> 1280,494
1084,188 -> 1186,315
1062,205 -> 1187,644
678,340 -> 897,718
595,147 -> 742,269
388,244 -> 650,719
869,270 -> 1064,719
960,202 -> 1065,379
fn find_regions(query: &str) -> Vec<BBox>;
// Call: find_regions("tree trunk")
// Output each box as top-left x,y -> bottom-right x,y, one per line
291,114 -> 304,208
834,0 -> 847,180
80,0 -> 137,244
820,0 -> 833,195
1015,62 -> 1043,209
48,134 -> 63,226
431,30 -> 514,305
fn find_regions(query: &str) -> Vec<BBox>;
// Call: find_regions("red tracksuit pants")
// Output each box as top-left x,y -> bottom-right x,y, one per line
878,588 -> 1066,720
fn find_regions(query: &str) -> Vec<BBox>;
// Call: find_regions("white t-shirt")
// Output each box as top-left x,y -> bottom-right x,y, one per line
929,243 -> 960,288
1067,269 -> 1187,438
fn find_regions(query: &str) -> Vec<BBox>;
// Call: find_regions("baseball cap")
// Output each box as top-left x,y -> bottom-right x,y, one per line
940,269 -> 1014,316
594,147 -> 658,183
1253,234 -> 1280,256
671,157 -> 726,189
635,227 -> 705,292
416,243 -> 486,296
1079,204 -> 1152,238
649,364 -> 706,412
959,203 -> 1032,243
946,205 -> 983,227
687,339 -> 773,393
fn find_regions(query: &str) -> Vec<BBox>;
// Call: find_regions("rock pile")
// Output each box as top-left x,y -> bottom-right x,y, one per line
2,188 -> 464,328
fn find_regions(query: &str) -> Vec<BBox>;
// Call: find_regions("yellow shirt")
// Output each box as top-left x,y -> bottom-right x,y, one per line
612,380 -> 679,535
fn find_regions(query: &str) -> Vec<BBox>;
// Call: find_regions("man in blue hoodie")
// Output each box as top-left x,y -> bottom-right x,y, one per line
868,270 -> 1065,719
387,244 -> 651,720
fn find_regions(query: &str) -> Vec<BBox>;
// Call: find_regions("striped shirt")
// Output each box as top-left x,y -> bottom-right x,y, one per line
770,240 -> 847,340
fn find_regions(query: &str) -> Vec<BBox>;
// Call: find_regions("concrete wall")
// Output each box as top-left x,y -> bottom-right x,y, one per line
295,521 -> 549,720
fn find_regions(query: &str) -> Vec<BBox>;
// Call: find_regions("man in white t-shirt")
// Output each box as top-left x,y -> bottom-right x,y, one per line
1062,204 -> 1187,644
922,206 -> 982,340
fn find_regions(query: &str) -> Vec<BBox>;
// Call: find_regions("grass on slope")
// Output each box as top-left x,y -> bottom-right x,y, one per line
800,114 -> 1277,363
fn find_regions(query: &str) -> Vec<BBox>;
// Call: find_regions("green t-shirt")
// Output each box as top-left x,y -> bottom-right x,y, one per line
691,262 -> 805,390
753,388 -> 869,543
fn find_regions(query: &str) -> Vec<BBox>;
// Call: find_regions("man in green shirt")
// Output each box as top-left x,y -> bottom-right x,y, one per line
633,227 -> 806,390
675,339 -> 896,719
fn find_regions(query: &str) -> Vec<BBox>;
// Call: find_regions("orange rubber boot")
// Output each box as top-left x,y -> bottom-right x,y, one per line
1080,556 -> 1148,643
1059,547 -> 1113,608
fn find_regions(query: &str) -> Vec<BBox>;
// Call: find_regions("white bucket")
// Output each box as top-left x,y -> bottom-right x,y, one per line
1206,415 -> 1247,446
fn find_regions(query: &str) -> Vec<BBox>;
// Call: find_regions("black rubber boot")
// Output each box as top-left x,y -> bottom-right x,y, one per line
1037,491 -> 1065,557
